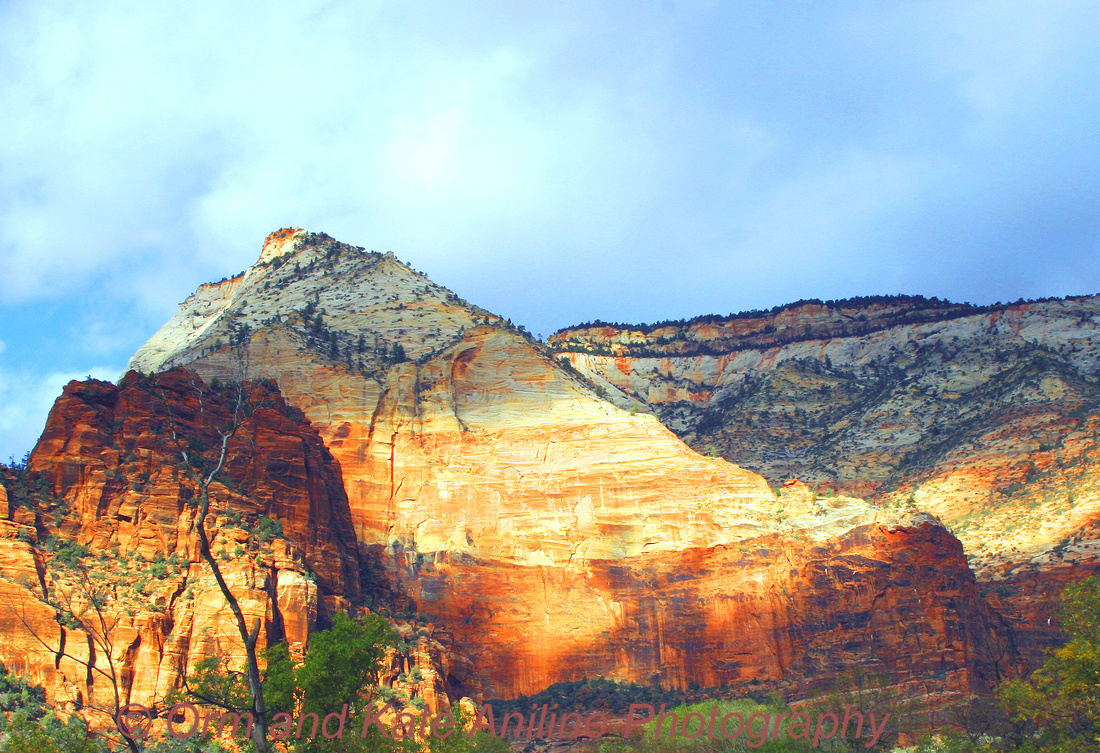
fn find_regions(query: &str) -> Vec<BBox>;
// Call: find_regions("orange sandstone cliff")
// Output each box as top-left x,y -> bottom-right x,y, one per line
0,370 -> 458,714
551,297 -> 1100,666
66,230 -> 1019,701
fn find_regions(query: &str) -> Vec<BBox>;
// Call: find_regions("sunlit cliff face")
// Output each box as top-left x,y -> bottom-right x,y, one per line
129,228 -> 786,558
110,230 -> 1001,699
551,296 -> 1100,573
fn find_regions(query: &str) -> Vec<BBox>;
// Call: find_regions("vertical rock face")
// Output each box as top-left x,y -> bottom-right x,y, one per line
396,518 -> 1011,700
111,231 -> 1018,701
0,371 -> 359,710
29,370 -> 361,611
550,298 -> 1100,664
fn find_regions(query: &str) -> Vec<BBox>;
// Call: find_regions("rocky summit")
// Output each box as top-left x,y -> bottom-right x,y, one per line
1,229 -> 1091,719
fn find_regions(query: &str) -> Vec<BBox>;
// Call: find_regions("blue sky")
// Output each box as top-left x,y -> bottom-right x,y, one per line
2,0 -> 1099,462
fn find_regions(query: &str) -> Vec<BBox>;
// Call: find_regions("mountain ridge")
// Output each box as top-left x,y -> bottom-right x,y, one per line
550,293 -> 1100,671
1,227 -> 1087,717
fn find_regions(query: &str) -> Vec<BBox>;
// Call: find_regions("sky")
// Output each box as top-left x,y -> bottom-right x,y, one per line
1,0 -> 1099,463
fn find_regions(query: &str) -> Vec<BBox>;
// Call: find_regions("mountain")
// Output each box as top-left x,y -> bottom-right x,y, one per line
0,230 -> 1056,717
549,296 -> 1100,567
551,295 -> 1100,664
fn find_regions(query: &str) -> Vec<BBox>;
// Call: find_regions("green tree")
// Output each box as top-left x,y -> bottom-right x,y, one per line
0,557 -> 149,753
184,611 -> 508,753
275,612 -> 401,753
0,664 -> 45,717
425,706 -> 510,753
1000,575 -> 1100,752
0,709 -> 105,753
186,612 -> 408,752
0,666 -> 105,752
299,614 -> 388,713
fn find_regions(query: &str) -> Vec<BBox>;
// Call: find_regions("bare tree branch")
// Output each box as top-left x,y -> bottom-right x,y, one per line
0,570 -> 146,753
152,369 -> 271,752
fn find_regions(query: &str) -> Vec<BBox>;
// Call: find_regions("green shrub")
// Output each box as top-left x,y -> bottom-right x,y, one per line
0,708 -> 105,753
253,515 -> 283,542
51,542 -> 89,569
0,663 -> 46,715
630,699 -> 823,752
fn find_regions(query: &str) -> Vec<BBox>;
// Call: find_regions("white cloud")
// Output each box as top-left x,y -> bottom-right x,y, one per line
0,0 -> 1098,376
848,0 -> 1100,134
0,0 -> 678,306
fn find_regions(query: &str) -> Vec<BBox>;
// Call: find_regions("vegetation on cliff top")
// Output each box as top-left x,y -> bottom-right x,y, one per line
554,293 -> 1091,338
549,294 -> 1095,358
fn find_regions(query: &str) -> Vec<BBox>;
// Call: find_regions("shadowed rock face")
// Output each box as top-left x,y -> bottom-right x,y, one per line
102,230 -> 1025,702
30,370 -> 362,611
0,370 -> 461,714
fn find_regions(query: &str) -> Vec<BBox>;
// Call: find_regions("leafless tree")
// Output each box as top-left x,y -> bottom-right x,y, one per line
1,556 -> 150,753
152,367 -> 272,753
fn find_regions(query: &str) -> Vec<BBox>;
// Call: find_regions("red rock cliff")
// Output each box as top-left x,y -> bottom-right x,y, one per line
393,518 -> 1015,700
552,297 -> 1100,673
111,232 -> 1027,703
0,370 -> 373,713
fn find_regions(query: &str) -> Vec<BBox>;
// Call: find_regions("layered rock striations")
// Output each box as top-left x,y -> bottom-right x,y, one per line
550,298 -> 1100,569
551,298 -> 1100,668
0,370 -> 454,714
110,231 -> 1019,699
400,505 -> 1014,700
128,230 -> 781,565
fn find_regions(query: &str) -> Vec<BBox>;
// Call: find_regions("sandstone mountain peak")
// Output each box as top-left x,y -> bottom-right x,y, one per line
258,227 -> 308,263
130,228 -> 501,376
111,230 -> 1000,699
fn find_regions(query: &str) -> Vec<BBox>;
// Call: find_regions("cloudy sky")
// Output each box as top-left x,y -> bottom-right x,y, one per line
1,0 -> 1099,462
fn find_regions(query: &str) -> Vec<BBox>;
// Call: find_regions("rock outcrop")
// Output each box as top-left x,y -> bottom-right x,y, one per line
109,231 -> 1018,700
0,370 -> 452,714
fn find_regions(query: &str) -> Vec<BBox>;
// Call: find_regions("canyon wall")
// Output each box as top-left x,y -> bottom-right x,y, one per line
114,231 -> 1022,699
0,370 -> 456,714
551,298 -> 1100,667
394,512 -> 1016,700
550,298 -> 1100,573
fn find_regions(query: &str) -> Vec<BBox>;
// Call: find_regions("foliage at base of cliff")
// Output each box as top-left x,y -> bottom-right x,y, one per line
911,577 -> 1100,753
